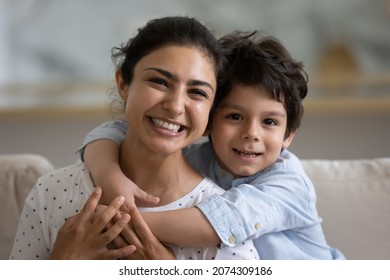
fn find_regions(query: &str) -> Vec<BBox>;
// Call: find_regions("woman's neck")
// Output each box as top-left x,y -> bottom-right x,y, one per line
119,138 -> 203,206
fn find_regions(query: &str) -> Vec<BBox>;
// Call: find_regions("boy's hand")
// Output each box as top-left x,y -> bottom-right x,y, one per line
84,139 -> 159,212
113,207 -> 176,260
49,187 -> 136,259
99,174 -> 160,212
124,179 -> 161,211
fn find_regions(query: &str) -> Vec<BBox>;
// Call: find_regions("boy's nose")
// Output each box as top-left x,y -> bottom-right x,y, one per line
241,123 -> 260,142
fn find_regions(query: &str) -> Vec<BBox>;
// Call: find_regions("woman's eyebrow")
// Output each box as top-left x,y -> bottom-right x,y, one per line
144,67 -> 214,91
188,80 -> 214,91
144,67 -> 177,81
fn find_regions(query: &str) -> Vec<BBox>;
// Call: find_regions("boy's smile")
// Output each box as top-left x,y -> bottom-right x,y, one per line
232,148 -> 262,160
210,84 -> 295,178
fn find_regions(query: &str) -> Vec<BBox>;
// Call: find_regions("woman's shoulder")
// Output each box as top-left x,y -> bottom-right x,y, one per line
35,161 -> 93,196
197,177 -> 225,195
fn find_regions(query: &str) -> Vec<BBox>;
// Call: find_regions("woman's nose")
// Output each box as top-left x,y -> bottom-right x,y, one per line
162,91 -> 185,115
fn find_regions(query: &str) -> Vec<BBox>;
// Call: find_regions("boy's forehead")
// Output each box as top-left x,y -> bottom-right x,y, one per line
228,84 -> 273,99
221,84 -> 287,113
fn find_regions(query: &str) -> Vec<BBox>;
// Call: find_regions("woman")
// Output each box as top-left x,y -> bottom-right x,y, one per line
10,16 -> 258,260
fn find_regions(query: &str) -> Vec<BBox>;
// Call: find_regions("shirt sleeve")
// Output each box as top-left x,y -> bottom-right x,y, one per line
197,168 -> 318,247
76,120 -> 128,161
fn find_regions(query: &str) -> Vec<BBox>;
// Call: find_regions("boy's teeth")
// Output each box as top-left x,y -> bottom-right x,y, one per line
234,149 -> 260,157
151,118 -> 180,133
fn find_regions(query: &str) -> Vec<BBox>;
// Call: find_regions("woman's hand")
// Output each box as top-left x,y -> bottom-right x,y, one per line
49,187 -> 136,259
113,207 -> 176,260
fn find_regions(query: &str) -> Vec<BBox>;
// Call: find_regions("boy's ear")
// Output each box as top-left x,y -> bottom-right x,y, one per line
115,70 -> 128,102
282,131 -> 296,149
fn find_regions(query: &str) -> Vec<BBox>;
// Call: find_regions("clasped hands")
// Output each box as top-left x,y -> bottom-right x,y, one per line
49,187 -> 175,260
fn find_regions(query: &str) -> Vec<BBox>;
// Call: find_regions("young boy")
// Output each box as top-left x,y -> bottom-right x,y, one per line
80,31 -> 344,259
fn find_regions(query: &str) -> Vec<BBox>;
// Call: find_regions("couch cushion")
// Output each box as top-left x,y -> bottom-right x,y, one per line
302,158 -> 390,260
0,154 -> 54,259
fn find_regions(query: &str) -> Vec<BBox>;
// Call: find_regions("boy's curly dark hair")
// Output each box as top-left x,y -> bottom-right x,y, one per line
212,31 -> 308,138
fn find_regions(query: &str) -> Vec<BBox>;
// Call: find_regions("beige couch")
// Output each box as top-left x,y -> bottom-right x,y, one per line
1,154 -> 389,259
0,154 -> 54,259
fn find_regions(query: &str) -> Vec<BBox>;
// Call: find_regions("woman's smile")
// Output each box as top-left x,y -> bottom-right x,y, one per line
149,117 -> 186,135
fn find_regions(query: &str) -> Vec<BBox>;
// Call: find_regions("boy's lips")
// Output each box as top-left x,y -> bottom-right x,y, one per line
232,148 -> 261,157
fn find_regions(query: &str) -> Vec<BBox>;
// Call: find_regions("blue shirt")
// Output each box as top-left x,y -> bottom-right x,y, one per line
81,120 -> 345,260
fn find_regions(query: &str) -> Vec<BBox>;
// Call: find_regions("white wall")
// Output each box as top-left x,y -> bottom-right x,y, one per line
1,0 -> 389,167
0,114 -> 108,168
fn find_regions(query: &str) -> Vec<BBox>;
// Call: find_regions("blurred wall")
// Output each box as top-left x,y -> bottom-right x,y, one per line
1,0 -> 390,167
1,111 -> 389,168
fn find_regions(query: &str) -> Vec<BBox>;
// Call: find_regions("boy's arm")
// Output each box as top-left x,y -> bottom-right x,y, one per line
85,140 -> 220,246
81,120 -> 159,210
142,208 -> 220,247
85,141 -> 219,246
84,139 -> 159,211
81,120 -> 219,246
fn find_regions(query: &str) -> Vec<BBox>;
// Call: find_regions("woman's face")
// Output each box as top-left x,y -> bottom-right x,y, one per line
117,45 -> 217,156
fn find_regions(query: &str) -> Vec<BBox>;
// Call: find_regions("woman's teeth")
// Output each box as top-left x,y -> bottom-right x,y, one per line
151,118 -> 181,133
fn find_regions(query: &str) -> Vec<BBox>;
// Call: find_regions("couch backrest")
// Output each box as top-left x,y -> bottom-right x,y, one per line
0,154 -> 54,259
1,154 -> 389,260
302,158 -> 390,260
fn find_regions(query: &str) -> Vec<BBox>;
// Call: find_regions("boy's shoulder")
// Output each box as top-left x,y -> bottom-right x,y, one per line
183,139 -> 214,161
271,149 -> 304,173
183,139 -> 215,176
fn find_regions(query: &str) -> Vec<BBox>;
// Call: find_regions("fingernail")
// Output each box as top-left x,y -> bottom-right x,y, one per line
94,187 -> 102,194
117,195 -> 125,204
122,214 -> 130,223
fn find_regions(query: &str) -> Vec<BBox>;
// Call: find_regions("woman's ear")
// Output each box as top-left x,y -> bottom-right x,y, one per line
115,70 -> 128,102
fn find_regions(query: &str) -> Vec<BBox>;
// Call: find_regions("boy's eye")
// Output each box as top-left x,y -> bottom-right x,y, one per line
263,118 -> 277,126
226,113 -> 242,120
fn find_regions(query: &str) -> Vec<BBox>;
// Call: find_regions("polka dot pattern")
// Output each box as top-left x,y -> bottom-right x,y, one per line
9,162 -> 92,259
9,163 -> 258,260
140,178 -> 259,260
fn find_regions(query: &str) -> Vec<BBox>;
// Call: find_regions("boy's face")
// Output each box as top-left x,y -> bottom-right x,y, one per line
210,85 -> 295,178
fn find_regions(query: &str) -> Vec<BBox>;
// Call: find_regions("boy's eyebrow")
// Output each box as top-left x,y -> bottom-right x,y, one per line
221,104 -> 286,118
264,110 -> 286,118
144,67 -> 214,91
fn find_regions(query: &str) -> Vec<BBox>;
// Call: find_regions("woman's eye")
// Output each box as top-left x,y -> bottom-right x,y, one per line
149,78 -> 168,87
226,113 -> 242,120
263,118 -> 277,126
189,89 -> 209,100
